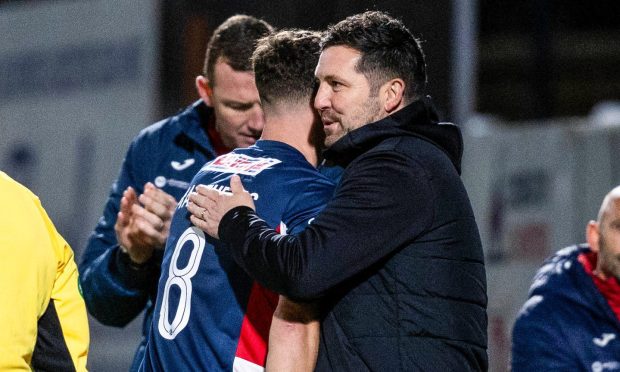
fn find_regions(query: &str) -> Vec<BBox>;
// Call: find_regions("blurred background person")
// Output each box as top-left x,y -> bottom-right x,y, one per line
0,171 -> 89,371
511,185 -> 620,370
78,15 -> 273,371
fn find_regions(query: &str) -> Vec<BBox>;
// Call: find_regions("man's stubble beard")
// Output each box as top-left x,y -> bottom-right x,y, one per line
598,234 -> 620,282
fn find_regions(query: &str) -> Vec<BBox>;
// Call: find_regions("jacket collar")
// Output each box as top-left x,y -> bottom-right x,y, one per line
174,100 -> 218,157
323,98 -> 463,173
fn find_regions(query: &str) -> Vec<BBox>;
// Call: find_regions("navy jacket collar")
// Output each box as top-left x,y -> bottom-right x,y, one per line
173,100 -> 217,156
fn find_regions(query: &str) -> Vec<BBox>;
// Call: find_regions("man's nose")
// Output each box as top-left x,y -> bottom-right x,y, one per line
247,106 -> 265,133
314,83 -> 331,111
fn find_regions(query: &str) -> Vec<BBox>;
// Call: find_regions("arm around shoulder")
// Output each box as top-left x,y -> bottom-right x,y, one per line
220,151 -> 434,300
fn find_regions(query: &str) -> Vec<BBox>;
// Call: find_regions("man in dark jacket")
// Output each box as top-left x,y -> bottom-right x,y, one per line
78,15 -> 273,371
190,11 -> 488,371
512,186 -> 620,371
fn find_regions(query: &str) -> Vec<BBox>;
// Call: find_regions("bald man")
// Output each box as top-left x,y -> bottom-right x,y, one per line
512,186 -> 620,370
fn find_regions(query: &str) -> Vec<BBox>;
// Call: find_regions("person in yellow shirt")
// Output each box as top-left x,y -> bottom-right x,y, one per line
0,171 -> 89,371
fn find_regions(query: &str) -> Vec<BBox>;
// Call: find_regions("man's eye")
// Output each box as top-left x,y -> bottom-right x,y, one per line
227,103 -> 253,111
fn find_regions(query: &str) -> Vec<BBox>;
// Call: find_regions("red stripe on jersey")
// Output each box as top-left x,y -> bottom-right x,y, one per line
275,221 -> 287,235
234,282 -> 279,366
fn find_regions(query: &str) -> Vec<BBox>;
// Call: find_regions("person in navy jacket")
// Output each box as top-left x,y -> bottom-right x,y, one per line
512,186 -> 620,371
78,15 -> 273,371
191,11 -> 488,371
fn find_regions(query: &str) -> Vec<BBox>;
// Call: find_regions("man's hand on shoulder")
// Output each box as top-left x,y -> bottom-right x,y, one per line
114,183 -> 177,264
188,174 -> 255,239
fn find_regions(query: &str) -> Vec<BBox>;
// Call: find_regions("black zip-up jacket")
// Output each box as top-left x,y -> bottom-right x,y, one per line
219,99 -> 488,371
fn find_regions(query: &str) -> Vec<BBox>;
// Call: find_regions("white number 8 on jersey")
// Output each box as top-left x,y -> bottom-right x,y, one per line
158,226 -> 205,339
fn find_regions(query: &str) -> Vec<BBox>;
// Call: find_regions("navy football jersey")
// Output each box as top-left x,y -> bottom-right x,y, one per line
141,140 -> 335,371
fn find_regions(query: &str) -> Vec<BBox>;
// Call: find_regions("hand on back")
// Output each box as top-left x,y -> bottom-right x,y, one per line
188,175 -> 255,239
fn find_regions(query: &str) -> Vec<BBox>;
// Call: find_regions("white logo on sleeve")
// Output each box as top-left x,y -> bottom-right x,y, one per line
592,361 -> 620,372
593,333 -> 616,347
155,176 -> 167,188
171,158 -> 195,171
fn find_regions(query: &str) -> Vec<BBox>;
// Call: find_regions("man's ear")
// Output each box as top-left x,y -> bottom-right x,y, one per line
196,76 -> 213,107
382,78 -> 405,113
586,220 -> 600,253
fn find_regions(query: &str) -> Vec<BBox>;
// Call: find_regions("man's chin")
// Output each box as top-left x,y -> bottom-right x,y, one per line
238,137 -> 258,147
324,135 -> 341,148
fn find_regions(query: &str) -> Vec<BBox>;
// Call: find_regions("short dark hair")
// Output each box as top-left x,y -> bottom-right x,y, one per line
321,11 -> 427,102
252,29 -> 322,105
203,15 -> 273,86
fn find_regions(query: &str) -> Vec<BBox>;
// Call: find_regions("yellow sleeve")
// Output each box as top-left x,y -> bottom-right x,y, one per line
0,172 -> 89,371
45,207 -> 90,372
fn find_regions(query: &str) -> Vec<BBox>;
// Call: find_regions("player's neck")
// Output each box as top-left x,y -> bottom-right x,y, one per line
261,105 -> 320,167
